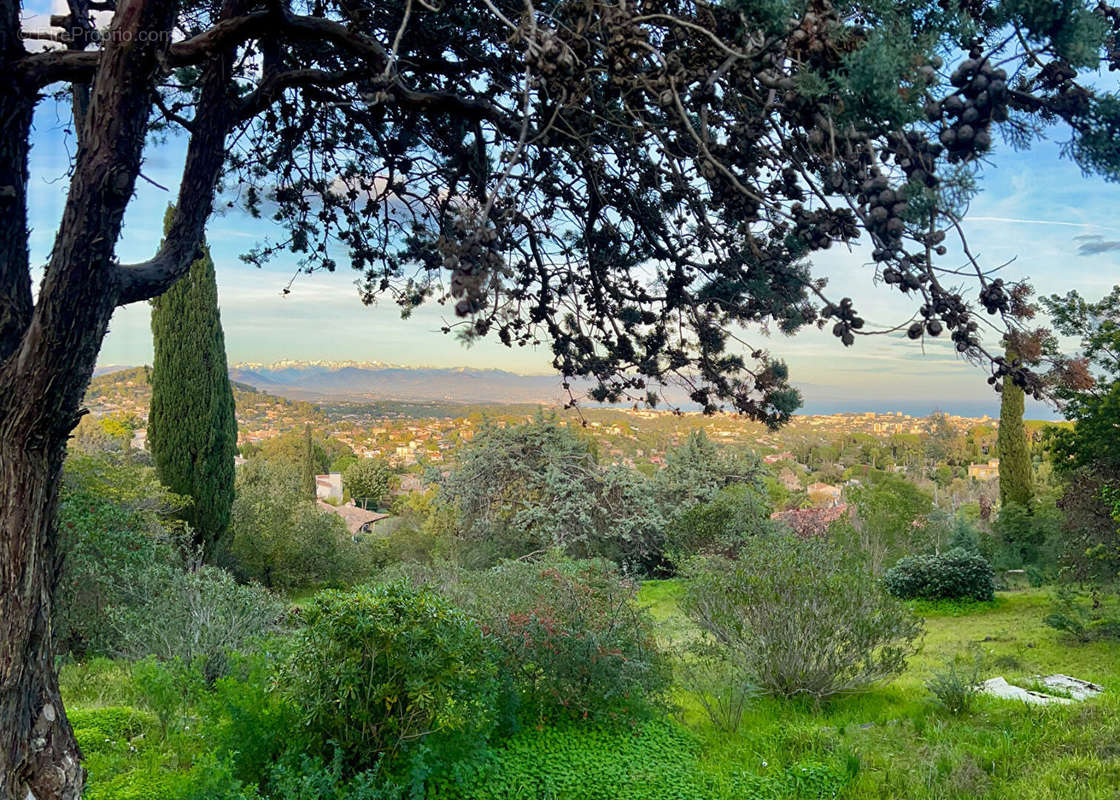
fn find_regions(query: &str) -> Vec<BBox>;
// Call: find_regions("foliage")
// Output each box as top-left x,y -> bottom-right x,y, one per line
55,453 -> 188,657
72,413 -> 142,453
436,415 -> 663,569
266,753 -> 401,800
683,533 -> 922,701
252,429 -> 355,474
655,432 -> 769,509
991,497 -> 1064,570
229,459 -> 371,590
342,458 -> 395,509
130,657 -> 203,738
845,474 -> 933,574
675,639 -> 758,733
149,211 -> 238,559
109,565 -> 286,681
1042,287 -> 1120,584
884,548 -> 996,602
281,582 -> 500,782
998,342 -> 1034,507
461,557 -> 671,724
1055,467 -> 1120,582
1043,585 -> 1120,642
926,646 -> 984,715
428,719 -> 849,800
664,482 -> 778,566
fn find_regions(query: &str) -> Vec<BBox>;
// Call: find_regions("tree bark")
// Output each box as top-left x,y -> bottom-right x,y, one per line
0,0 -> 33,364
0,3 -> 181,797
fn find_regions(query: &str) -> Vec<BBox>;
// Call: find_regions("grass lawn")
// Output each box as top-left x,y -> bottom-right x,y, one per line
638,580 -> 1120,799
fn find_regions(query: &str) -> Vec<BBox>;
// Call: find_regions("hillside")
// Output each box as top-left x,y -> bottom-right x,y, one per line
83,366 -> 329,438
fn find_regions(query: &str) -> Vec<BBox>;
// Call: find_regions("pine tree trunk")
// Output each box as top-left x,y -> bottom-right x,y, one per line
1,3 -> 183,796
0,431 -> 84,800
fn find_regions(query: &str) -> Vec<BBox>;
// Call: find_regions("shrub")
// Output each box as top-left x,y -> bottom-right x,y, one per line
664,482 -> 777,566
421,556 -> 671,724
229,459 -> 372,590
131,657 -> 204,737
55,454 -> 188,658
109,565 -> 287,680
281,582 -> 500,782
675,639 -> 757,732
883,548 -> 995,602
926,646 -> 984,715
1043,585 -> 1120,642
992,499 -> 1064,570
267,753 -> 402,800
683,533 -> 923,701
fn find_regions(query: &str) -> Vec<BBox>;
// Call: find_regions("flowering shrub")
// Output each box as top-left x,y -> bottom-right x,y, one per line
465,557 -> 670,724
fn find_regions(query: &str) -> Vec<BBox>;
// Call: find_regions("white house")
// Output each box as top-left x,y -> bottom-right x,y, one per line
315,472 -> 344,502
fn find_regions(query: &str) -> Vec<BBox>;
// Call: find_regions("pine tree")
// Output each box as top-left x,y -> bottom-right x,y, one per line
998,343 -> 1033,508
149,208 -> 238,559
302,423 -> 317,501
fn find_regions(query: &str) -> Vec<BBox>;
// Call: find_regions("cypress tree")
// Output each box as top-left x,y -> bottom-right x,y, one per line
302,423 -> 317,501
149,208 -> 238,559
997,342 -> 1033,508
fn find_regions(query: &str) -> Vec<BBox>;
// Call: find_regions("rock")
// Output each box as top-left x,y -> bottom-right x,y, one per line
978,674 -> 1104,705
978,677 -> 1072,705
1039,674 -> 1104,701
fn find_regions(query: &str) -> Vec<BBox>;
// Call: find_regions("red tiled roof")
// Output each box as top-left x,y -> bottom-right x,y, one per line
770,504 -> 850,538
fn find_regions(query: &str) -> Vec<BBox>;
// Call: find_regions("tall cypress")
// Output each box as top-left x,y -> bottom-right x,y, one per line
302,423 -> 317,501
997,342 -> 1033,508
149,208 -> 238,559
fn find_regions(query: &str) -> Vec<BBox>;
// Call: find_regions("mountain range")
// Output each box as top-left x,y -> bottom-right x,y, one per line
226,362 -> 580,404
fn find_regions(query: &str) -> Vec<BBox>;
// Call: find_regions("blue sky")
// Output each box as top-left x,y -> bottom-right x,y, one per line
21,3 -> 1120,417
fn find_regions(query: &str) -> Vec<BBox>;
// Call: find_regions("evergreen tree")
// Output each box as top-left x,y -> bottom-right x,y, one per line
998,342 -> 1033,508
148,209 -> 238,559
302,423 -> 317,501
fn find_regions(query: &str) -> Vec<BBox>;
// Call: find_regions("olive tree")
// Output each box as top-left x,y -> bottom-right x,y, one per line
3,1 -> 1120,797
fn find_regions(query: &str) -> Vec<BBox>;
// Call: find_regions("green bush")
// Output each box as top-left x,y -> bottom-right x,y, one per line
664,482 -> 777,566
403,556 -> 671,724
683,533 -> 922,701
883,548 -> 995,602
267,753 -> 401,800
281,582 -> 500,782
1043,585 -> 1120,642
55,456 -> 188,658
229,460 -> 374,590
70,706 -> 157,749
675,639 -> 757,732
110,565 -> 287,681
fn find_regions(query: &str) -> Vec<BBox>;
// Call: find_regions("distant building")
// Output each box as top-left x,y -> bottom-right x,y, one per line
763,451 -> 793,464
778,467 -> 801,492
771,504 -> 850,538
131,429 -> 147,451
315,472 -> 343,502
806,481 -> 842,507
318,500 -> 388,535
968,459 -> 1000,481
